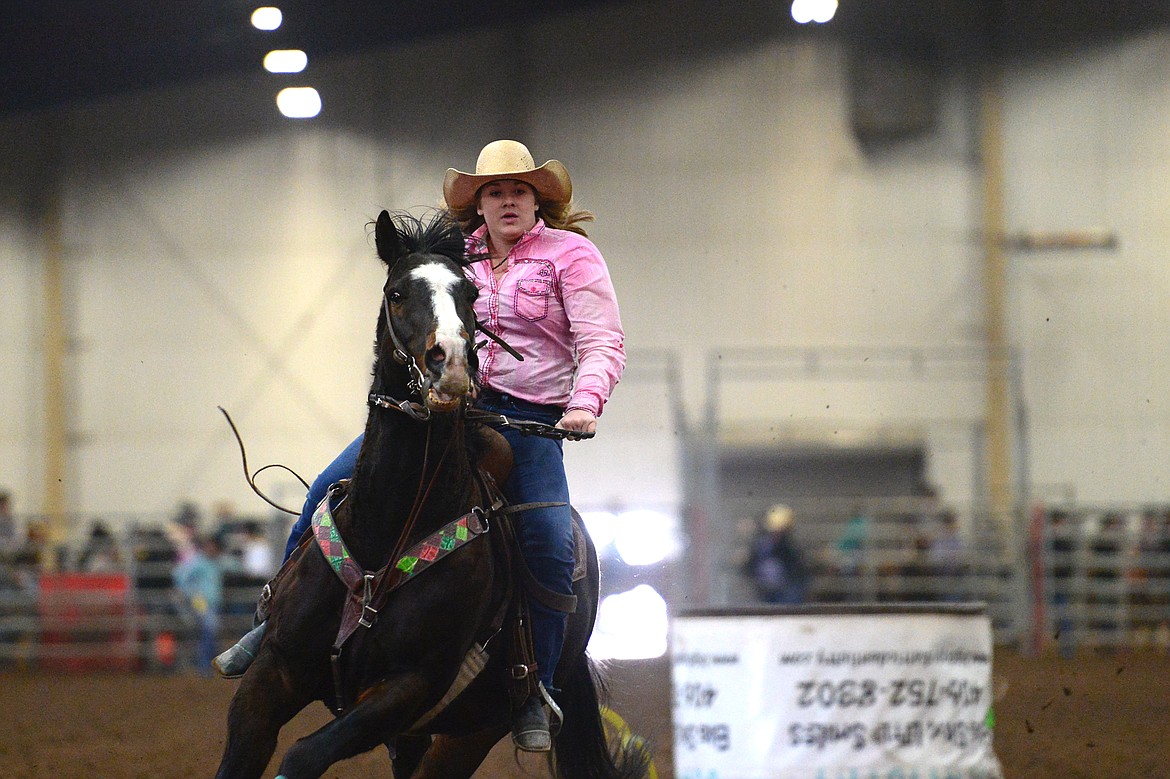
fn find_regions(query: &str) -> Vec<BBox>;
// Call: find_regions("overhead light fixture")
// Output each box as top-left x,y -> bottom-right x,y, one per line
264,49 -> 308,73
276,87 -> 321,118
251,7 -> 283,31
791,0 -> 838,24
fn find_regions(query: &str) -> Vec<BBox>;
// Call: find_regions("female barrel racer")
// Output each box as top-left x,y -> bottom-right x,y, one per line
215,139 -> 626,752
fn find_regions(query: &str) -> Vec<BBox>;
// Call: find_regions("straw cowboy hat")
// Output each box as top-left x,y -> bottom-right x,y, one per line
764,504 -> 794,533
443,140 -> 572,210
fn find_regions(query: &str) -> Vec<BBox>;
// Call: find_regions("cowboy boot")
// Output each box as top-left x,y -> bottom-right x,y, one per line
212,620 -> 266,678
511,682 -> 563,752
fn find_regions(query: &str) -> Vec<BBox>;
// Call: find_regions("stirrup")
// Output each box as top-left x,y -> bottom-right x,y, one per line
539,681 -> 564,736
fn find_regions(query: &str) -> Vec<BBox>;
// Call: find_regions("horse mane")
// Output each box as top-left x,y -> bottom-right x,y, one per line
375,209 -> 471,268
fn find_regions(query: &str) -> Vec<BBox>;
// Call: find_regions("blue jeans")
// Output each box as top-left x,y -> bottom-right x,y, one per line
282,392 -> 574,688
479,391 -> 574,689
195,611 -> 221,676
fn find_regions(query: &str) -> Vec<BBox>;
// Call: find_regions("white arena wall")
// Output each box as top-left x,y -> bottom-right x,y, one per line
1004,36 -> 1170,506
0,1 -> 1168,535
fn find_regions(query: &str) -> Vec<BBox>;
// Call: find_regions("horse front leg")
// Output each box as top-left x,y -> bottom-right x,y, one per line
274,671 -> 433,779
405,727 -> 508,779
215,650 -> 311,779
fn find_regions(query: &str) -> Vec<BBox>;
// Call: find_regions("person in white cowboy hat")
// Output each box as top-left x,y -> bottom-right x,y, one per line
444,139 -> 625,751
215,140 -> 625,753
746,504 -> 810,605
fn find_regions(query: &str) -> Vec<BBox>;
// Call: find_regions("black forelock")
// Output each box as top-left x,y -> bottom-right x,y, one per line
382,209 -> 469,268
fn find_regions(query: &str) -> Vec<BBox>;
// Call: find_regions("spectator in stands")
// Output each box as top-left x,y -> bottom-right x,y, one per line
13,522 -> 46,570
238,522 -> 274,583
833,502 -> 870,582
172,534 -> 224,676
173,501 -> 199,524
1129,509 -> 1167,647
211,500 -> 244,543
927,510 -> 967,601
78,520 -> 121,572
218,521 -> 274,619
1153,510 -> 1170,650
1087,512 -> 1127,651
747,504 -> 809,604
899,530 -> 935,601
0,494 -> 27,663
0,490 -> 16,548
167,501 -> 202,565
913,483 -> 943,527
1047,509 -> 1077,658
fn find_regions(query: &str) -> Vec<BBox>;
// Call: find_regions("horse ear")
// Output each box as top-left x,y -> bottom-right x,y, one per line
375,210 -> 403,264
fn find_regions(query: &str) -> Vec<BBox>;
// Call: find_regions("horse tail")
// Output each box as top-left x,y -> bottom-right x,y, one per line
551,653 -> 652,779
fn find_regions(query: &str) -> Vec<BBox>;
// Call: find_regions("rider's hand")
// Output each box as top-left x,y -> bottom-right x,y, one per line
557,408 -> 597,435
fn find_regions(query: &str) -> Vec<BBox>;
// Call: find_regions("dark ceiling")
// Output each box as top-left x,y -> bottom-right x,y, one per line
0,0 -> 618,115
2,1 -> 1168,116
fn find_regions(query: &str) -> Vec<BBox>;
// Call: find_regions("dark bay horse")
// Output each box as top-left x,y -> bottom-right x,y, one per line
215,211 -> 648,779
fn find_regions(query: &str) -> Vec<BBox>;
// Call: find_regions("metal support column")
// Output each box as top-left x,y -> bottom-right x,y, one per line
979,66 -> 1014,536
37,121 -> 70,559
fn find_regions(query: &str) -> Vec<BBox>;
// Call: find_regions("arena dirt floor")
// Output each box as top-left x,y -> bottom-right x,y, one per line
1,648 -> 1167,778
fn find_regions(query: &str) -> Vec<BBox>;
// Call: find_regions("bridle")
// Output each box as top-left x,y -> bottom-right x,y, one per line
369,288 -> 523,423
369,291 -> 437,421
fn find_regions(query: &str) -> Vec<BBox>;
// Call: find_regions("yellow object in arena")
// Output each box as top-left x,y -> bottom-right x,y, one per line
600,706 -> 659,779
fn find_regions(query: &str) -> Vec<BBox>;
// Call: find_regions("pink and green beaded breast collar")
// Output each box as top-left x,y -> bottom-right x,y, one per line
311,482 -> 490,659
312,490 -> 488,587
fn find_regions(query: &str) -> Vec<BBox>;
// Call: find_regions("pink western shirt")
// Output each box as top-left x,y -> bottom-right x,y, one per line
467,220 -> 625,417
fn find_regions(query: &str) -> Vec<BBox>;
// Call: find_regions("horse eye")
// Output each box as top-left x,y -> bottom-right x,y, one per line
386,289 -> 403,302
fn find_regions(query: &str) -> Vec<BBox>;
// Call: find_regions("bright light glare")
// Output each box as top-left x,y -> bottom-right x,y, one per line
251,7 -> 283,31
580,510 -> 619,553
276,87 -> 321,118
791,0 -> 838,24
588,585 -> 668,660
264,49 -> 308,73
613,508 -> 681,567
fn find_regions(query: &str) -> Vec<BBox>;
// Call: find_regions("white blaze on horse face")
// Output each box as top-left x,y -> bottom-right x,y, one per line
411,262 -> 470,392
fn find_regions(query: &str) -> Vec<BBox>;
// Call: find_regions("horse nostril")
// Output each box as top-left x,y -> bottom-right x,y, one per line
425,345 -> 446,373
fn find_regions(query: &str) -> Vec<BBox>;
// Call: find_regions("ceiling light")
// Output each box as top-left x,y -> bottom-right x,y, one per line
251,7 -> 283,31
791,0 -> 838,24
264,49 -> 308,74
276,87 -> 321,118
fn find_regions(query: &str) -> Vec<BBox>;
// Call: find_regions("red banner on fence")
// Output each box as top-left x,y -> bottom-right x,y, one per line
38,572 -> 137,671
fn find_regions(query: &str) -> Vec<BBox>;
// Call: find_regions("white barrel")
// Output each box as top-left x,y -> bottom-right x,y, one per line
671,603 -> 1004,779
